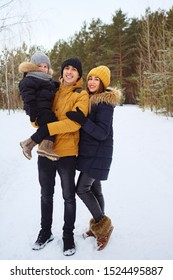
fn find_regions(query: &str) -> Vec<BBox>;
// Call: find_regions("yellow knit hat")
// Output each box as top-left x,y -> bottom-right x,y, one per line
87,65 -> 111,88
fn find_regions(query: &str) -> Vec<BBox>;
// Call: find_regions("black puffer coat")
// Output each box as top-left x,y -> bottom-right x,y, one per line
18,62 -> 59,123
77,88 -> 121,180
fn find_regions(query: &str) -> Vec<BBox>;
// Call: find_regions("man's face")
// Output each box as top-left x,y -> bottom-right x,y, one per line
63,65 -> 80,85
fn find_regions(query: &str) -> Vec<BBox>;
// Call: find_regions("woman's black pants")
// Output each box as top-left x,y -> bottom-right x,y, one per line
76,172 -> 105,222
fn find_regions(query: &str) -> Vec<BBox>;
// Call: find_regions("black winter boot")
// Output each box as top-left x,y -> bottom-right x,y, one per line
32,229 -> 54,250
63,235 -> 76,256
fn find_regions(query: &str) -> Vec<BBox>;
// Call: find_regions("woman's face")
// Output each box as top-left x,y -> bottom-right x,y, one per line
87,76 -> 100,93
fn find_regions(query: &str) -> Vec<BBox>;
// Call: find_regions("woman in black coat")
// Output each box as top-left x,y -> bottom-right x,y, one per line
67,65 -> 121,250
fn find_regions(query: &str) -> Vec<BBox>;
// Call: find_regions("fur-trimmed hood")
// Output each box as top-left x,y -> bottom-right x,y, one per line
18,61 -> 53,76
89,87 -> 122,111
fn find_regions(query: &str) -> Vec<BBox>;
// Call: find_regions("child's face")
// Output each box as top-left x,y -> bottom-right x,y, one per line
63,65 -> 80,85
38,63 -> 49,74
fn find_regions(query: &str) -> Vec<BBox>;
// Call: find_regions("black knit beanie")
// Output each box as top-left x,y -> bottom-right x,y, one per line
61,57 -> 82,78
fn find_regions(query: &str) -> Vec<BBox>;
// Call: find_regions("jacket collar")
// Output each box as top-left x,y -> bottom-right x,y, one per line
18,61 -> 53,76
59,77 -> 83,93
89,87 -> 122,108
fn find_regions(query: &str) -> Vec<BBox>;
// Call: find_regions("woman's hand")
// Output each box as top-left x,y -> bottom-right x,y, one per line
66,107 -> 87,125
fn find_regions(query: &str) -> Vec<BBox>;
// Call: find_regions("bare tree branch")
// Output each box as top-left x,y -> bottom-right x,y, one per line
0,0 -> 15,10
0,0 -> 33,33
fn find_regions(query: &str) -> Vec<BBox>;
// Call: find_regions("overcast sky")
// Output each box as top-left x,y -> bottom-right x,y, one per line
1,0 -> 173,50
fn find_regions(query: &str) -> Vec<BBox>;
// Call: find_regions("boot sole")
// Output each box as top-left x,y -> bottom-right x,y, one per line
83,230 -> 95,239
63,247 -> 76,256
37,151 -> 59,161
32,234 -> 54,250
97,226 -> 114,251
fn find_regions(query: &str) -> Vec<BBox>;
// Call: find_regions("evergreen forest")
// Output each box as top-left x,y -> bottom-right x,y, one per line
0,6 -> 173,116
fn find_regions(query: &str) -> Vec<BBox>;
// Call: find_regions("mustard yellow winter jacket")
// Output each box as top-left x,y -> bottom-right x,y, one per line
47,78 -> 89,157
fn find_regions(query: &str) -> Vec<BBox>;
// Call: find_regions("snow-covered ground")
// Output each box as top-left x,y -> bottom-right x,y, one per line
0,105 -> 173,262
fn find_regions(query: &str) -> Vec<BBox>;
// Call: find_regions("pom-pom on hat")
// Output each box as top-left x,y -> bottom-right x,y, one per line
61,57 -> 82,78
87,65 -> 111,88
31,51 -> 51,68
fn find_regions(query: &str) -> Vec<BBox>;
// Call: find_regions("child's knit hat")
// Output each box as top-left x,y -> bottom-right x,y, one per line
31,51 -> 50,68
61,57 -> 82,78
87,65 -> 111,88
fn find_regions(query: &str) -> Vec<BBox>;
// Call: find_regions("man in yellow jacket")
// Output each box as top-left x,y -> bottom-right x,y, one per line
32,58 -> 89,256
